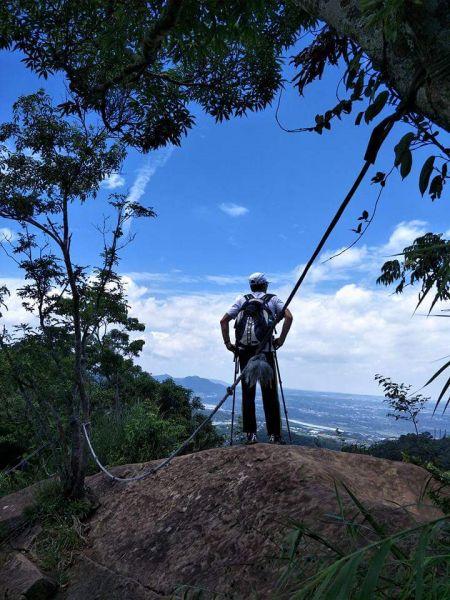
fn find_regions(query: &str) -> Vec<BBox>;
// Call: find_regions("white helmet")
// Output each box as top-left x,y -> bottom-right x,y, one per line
248,272 -> 269,286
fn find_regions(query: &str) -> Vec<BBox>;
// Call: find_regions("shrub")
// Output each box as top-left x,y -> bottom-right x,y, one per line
343,433 -> 450,470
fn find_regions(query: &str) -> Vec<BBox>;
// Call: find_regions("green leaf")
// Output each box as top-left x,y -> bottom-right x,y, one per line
324,554 -> 363,600
352,72 -> 365,99
400,149 -> 413,179
434,376 -> 450,414
394,132 -> 415,166
356,541 -> 392,600
414,525 -> 432,600
424,359 -> 450,388
429,175 -> 443,200
364,90 -> 389,123
419,156 -> 435,195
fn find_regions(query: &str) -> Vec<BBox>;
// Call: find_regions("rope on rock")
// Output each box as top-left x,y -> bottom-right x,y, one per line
82,379 -> 240,482
0,444 -> 47,478
82,103 -> 408,483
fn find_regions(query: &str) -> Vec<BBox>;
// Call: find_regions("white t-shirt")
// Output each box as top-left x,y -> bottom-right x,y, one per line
227,291 -> 285,350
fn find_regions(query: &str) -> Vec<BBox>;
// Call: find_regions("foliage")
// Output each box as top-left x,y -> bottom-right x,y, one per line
277,485 -> 450,599
91,402 -> 186,466
377,234 -> 450,412
0,468 -> 43,498
0,357 -> 224,495
375,374 -> 430,436
0,91 -> 156,497
423,463 -> 450,514
0,1 -> 313,152
377,233 -> 450,314
24,480 -> 93,583
89,377 -> 223,467
290,24 -> 449,199
360,0 -> 424,41
343,432 -> 450,471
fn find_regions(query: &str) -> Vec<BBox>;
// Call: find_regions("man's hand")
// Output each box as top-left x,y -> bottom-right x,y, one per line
273,337 -> 284,350
225,341 -> 236,353
273,308 -> 293,351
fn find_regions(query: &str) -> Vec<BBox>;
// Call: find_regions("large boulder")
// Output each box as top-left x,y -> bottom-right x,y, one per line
0,552 -> 56,599
61,444 -> 440,599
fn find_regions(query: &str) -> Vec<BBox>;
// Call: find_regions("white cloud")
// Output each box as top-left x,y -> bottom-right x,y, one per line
219,203 -> 249,217
2,220 -> 449,398
101,173 -> 125,190
206,275 -> 247,286
121,277 -> 449,397
0,278 -> 36,327
0,227 -> 17,242
381,220 -> 428,255
123,146 -> 174,233
120,220 -> 450,395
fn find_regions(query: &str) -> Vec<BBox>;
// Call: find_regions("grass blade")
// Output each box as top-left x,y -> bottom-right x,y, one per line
433,376 -> 450,414
424,359 -> 450,387
414,525 -> 432,600
324,554 -> 363,600
356,540 -> 392,600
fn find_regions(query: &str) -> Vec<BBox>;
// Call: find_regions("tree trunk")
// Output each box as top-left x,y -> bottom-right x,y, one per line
63,342 -> 90,499
61,236 -> 90,499
113,374 -> 121,416
292,0 -> 450,132
63,416 -> 86,499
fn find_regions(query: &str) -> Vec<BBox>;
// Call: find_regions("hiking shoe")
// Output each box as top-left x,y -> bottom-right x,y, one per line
269,434 -> 286,445
245,433 -> 258,445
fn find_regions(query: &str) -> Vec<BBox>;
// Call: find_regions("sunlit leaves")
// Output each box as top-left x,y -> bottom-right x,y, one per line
377,233 -> 450,313
377,233 -> 450,411
375,374 -> 429,434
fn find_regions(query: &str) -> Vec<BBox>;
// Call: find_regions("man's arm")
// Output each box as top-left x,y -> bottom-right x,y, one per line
220,313 -> 236,353
273,308 -> 293,350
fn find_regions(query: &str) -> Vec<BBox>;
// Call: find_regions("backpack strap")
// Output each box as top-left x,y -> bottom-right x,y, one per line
262,293 -> 276,318
235,295 -> 254,323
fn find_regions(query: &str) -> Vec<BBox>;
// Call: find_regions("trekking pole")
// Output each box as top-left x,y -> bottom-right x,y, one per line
273,349 -> 292,443
230,352 -> 239,446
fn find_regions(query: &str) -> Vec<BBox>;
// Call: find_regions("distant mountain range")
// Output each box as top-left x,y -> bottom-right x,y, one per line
153,374 -> 228,398
152,374 -> 449,444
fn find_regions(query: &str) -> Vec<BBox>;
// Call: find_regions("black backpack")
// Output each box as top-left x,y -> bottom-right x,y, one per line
234,294 -> 275,348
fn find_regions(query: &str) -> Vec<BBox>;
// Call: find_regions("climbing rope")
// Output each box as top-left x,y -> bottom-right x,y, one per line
0,444 -> 47,478
82,101 -> 410,483
82,381 -> 239,482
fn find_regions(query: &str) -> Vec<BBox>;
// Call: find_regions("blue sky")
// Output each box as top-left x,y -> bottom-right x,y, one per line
1,44 -> 449,395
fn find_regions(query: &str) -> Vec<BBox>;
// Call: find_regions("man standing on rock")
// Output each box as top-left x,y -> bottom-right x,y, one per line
220,272 -> 293,445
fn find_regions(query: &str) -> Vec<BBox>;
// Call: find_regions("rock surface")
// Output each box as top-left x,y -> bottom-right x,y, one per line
58,444 -> 440,599
0,552 -> 56,599
0,484 -> 38,535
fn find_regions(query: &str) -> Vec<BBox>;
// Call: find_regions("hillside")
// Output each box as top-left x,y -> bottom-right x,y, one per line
0,445 -> 442,599
153,374 -> 228,398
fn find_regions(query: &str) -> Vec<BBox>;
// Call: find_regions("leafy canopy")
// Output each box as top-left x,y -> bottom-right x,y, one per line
0,0 -> 313,151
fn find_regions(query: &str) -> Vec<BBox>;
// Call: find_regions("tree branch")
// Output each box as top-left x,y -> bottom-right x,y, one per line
85,0 -> 185,97
292,0 -> 450,132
